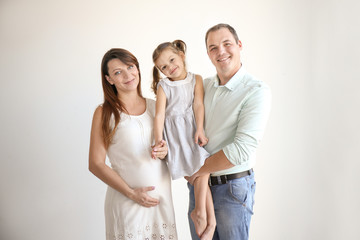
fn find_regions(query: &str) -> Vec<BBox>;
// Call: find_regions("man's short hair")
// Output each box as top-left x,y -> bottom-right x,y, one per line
205,23 -> 239,47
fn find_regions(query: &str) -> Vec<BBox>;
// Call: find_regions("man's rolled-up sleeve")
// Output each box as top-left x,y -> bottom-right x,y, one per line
223,85 -> 272,166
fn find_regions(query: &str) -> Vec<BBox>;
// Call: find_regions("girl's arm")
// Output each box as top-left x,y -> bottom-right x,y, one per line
193,74 -> 208,147
89,106 -> 159,207
154,86 -> 167,146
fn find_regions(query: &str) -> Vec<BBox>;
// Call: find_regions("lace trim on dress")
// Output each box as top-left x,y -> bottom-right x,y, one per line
106,222 -> 177,240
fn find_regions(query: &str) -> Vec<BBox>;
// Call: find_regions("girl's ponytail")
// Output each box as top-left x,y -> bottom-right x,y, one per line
152,66 -> 161,95
172,40 -> 186,54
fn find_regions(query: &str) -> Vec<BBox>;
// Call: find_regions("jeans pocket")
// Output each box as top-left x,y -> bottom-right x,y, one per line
229,178 -> 255,214
229,179 -> 248,204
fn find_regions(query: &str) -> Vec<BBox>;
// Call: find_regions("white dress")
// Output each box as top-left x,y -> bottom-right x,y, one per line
105,99 -> 177,240
158,72 -> 210,180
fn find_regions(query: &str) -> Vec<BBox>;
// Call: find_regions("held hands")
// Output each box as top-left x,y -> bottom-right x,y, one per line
129,186 -> 160,208
151,140 -> 168,160
194,130 -> 208,147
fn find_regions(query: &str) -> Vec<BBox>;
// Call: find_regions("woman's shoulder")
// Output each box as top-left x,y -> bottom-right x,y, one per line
93,105 -> 103,118
90,105 -> 104,128
93,104 -> 116,124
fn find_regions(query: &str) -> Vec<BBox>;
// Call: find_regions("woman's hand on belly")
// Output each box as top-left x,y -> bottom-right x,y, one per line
128,186 -> 160,207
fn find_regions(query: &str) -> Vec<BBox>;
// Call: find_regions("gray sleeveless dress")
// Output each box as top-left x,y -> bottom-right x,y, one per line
158,72 -> 210,180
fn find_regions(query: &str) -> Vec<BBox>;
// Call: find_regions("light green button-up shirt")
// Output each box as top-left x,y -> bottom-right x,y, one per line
203,66 -> 271,176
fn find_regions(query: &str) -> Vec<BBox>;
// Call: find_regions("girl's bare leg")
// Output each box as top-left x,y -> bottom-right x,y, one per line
200,188 -> 216,240
191,174 -> 208,237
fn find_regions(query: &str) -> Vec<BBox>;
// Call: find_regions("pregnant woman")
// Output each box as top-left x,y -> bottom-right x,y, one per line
89,48 -> 178,240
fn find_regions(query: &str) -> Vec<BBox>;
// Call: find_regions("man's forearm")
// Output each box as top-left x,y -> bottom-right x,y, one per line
200,150 -> 235,175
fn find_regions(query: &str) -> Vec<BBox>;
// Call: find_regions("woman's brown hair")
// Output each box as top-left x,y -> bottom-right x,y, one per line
151,40 -> 186,94
100,48 -> 142,148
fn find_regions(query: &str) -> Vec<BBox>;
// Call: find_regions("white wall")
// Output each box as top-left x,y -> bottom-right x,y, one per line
1,0 -> 359,239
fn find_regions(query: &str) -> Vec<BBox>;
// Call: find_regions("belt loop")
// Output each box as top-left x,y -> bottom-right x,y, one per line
208,176 -> 212,187
216,176 -> 221,184
220,175 -> 228,184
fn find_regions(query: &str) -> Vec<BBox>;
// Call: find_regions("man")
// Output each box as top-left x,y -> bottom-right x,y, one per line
187,23 -> 272,240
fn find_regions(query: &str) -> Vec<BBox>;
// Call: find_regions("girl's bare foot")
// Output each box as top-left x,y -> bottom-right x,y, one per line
190,209 -> 207,237
200,216 -> 216,240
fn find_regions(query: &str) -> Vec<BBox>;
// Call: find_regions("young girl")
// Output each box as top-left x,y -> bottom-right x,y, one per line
152,40 -> 216,239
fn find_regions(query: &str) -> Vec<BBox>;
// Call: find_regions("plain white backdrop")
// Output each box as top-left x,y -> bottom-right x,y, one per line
1,0 -> 360,239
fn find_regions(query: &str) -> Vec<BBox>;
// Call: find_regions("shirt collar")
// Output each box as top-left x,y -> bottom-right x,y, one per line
213,65 -> 246,91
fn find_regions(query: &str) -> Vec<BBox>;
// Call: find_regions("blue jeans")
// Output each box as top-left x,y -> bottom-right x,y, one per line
188,172 -> 256,240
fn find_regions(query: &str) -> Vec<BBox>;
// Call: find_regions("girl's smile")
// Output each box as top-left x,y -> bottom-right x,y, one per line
155,48 -> 186,81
